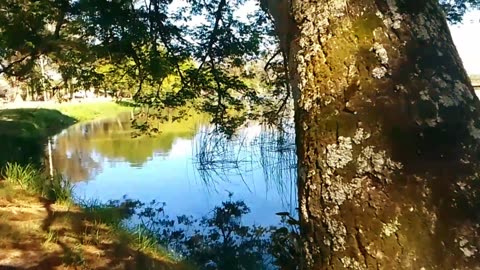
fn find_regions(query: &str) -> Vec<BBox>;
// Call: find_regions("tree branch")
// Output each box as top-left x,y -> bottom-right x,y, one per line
197,0 -> 227,71
0,54 -> 37,76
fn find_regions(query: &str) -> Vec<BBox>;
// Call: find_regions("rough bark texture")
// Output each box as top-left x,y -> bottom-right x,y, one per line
266,0 -> 480,269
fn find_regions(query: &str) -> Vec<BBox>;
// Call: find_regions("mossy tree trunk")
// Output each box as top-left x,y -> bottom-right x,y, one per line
266,0 -> 480,268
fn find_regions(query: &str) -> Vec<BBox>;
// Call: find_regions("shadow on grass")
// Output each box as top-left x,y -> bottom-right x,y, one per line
0,222 -> 62,270
0,108 -> 77,169
39,204 -> 184,270
0,196 -> 186,270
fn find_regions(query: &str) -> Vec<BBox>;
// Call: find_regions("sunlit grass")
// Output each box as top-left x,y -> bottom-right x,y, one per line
0,102 -> 132,168
43,229 -> 59,244
2,162 -> 72,204
3,162 -> 38,189
50,101 -> 133,122
0,102 -> 132,140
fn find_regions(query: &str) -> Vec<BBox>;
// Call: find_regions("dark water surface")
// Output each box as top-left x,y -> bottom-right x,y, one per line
50,113 -> 297,226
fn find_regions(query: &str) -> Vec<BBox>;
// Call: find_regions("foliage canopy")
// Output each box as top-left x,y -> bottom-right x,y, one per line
0,0 -> 478,133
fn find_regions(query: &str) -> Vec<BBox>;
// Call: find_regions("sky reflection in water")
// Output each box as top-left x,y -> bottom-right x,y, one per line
51,114 -> 297,226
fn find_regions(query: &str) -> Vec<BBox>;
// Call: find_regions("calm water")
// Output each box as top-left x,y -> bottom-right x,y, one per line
50,113 -> 297,226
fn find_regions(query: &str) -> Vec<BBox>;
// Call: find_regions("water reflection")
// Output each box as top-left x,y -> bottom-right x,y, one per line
193,125 -> 297,209
51,113 -> 297,226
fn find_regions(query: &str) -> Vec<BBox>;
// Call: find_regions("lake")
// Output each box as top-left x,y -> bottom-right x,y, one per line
49,112 -> 298,227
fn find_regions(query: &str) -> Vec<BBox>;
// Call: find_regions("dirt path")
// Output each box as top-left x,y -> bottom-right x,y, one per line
0,182 -> 189,270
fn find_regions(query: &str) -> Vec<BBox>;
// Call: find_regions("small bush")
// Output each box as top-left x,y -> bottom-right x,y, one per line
45,174 -> 73,203
4,162 -> 43,191
3,162 -> 72,203
131,225 -> 161,251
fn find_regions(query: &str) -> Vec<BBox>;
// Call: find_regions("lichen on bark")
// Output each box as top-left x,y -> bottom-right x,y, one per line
266,0 -> 480,268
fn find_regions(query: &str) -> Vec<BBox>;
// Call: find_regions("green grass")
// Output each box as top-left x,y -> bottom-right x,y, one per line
79,198 -> 131,227
2,162 -> 73,203
46,174 -> 74,203
130,225 -> 165,253
0,101 -> 133,138
78,198 -> 177,263
0,166 -> 190,269
3,163 -> 38,189
49,101 -> 133,122
0,101 -> 133,168
0,108 -> 76,139
0,108 -> 75,168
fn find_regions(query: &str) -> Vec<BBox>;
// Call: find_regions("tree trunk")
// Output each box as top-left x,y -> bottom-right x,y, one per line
68,80 -> 73,100
266,0 -> 480,268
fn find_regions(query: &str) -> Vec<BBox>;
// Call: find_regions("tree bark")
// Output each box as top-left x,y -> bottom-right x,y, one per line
266,0 -> 480,268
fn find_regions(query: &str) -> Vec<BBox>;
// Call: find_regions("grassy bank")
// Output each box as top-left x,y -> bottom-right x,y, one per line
0,108 -> 77,168
0,108 -> 76,139
0,101 -> 133,138
0,164 -> 297,270
0,163 -> 191,269
49,101 -> 133,122
0,101 -> 133,167
0,101 -> 194,269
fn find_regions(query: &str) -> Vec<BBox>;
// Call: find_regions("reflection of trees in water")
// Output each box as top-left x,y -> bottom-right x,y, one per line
52,149 -> 100,182
0,135 -> 45,169
193,123 -> 297,208
52,124 -> 103,182
52,113 -> 207,182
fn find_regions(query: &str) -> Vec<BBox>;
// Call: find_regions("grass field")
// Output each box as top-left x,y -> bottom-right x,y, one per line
49,101 -> 133,122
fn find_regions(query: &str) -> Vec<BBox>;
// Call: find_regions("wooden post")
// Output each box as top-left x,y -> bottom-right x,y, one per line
48,138 -> 54,180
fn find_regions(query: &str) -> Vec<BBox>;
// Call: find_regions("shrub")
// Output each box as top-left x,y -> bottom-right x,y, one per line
3,162 -> 72,203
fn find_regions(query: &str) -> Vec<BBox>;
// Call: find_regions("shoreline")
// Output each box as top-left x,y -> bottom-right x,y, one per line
0,174 -> 190,269
0,101 -> 192,269
0,101 -> 134,167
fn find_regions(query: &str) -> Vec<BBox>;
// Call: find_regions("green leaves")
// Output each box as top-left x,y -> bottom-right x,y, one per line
440,0 -> 480,23
0,0 -> 478,134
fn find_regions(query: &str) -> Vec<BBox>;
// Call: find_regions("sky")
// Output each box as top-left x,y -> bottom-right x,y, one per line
242,3 -> 479,75
450,10 -> 480,75
170,0 -> 479,75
